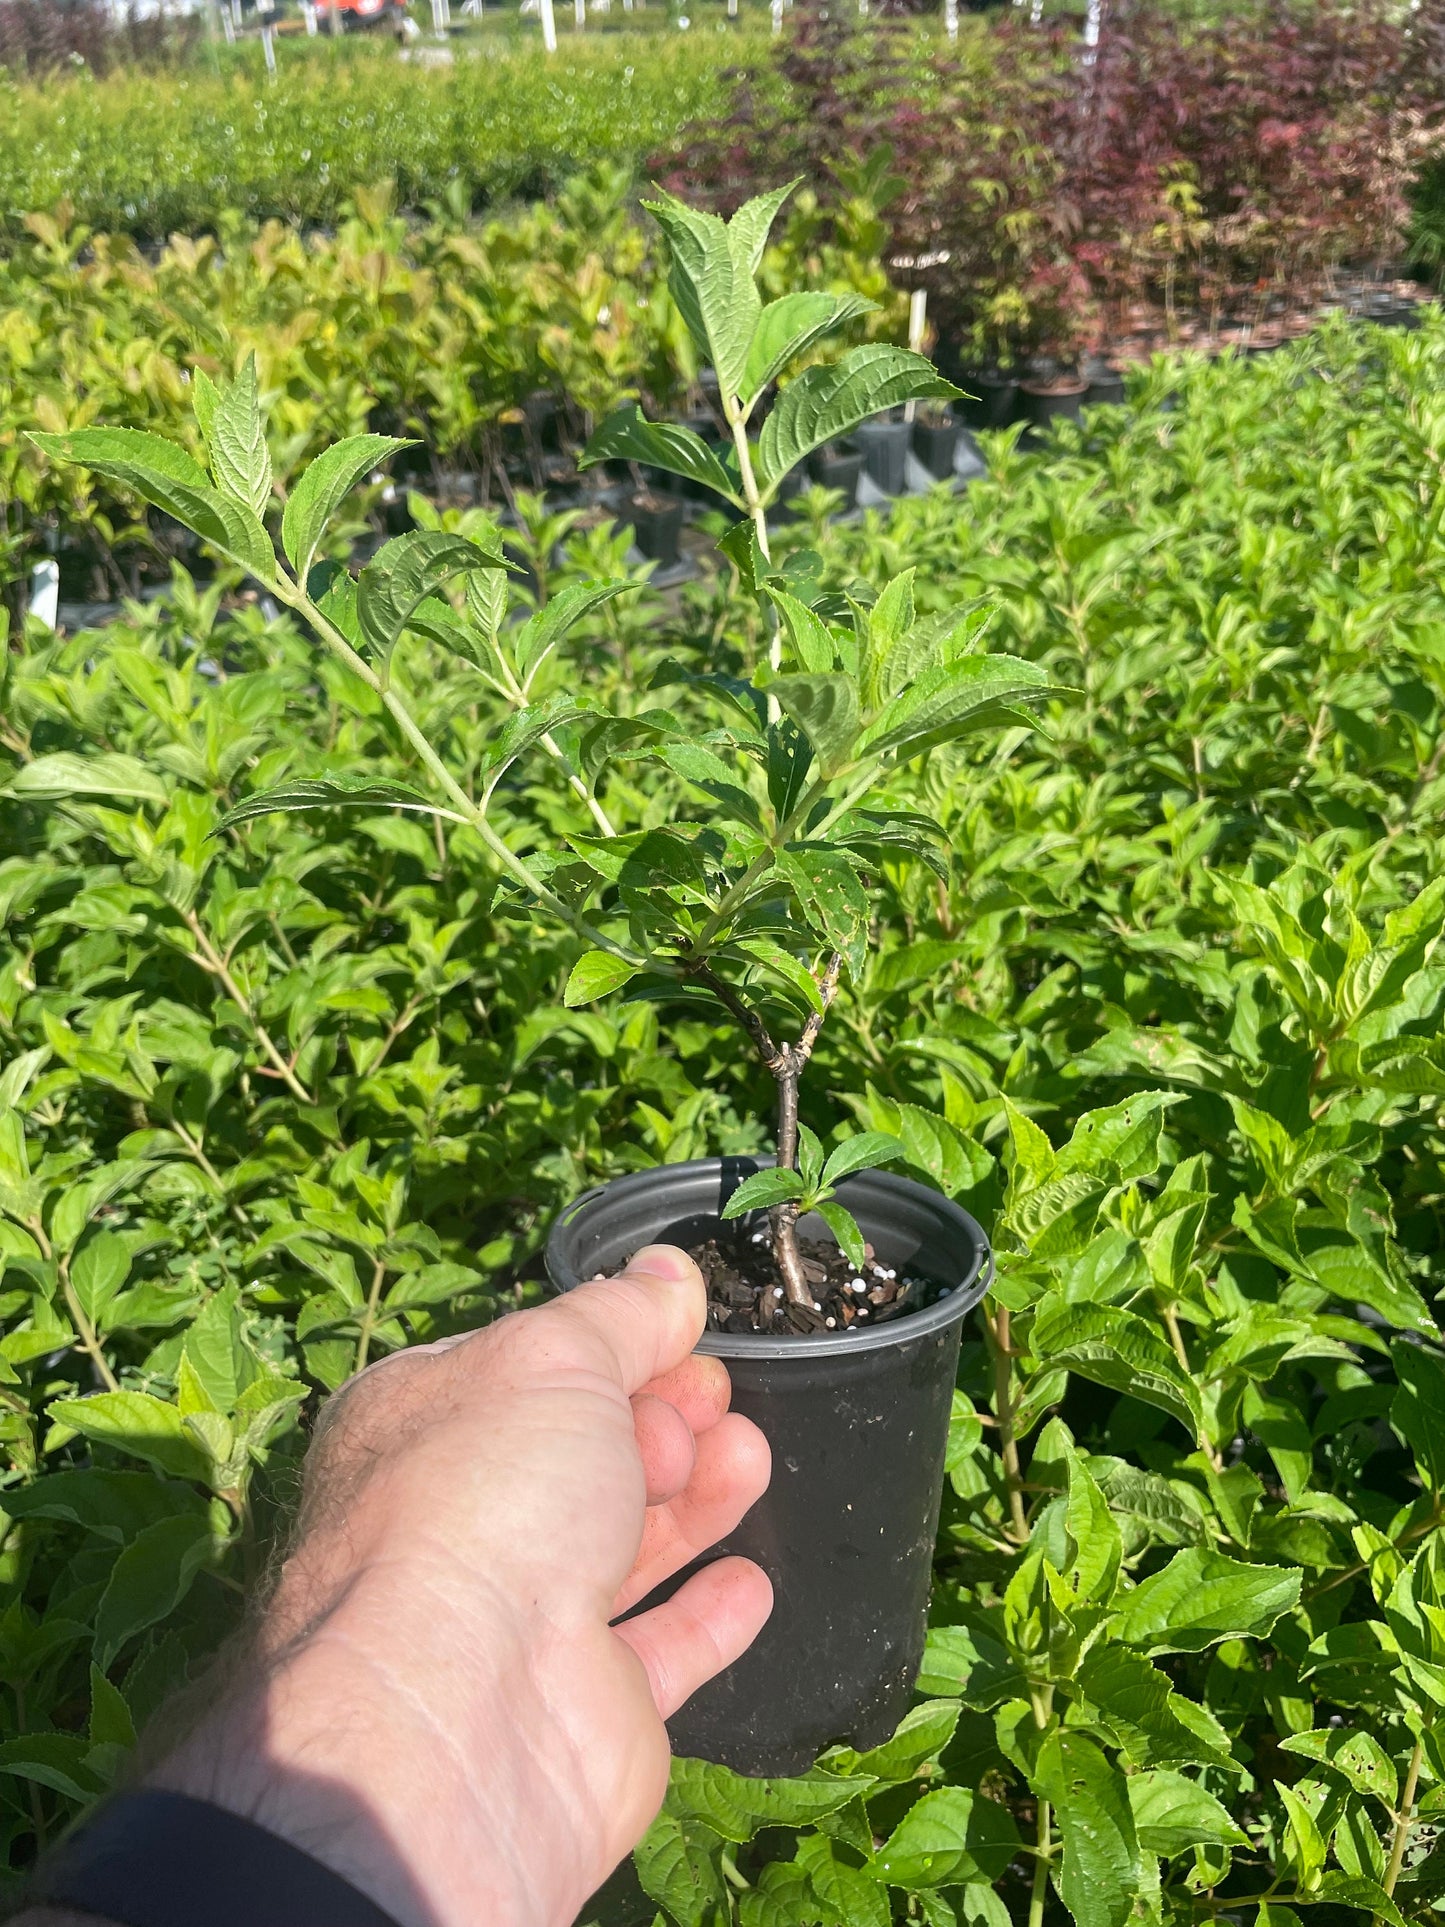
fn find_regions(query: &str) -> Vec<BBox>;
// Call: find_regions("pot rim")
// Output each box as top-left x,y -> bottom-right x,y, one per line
545,1157 -> 993,1361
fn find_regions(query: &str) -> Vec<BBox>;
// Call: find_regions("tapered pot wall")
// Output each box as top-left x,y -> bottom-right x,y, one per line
545,1159 -> 991,1776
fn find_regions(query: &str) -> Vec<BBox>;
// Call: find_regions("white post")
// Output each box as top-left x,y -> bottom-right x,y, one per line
904,289 -> 927,423
943,0 -> 957,37
771,0 -> 781,32
538,0 -> 557,48
1082,0 -> 1102,60
858,0 -> 867,15
260,2 -> 277,72
27,561 -> 59,632
302,1 -> 318,28
220,0 -> 235,41
431,0 -> 445,33
1029,0 -> 1042,22
726,0 -> 736,14
574,0 -> 584,26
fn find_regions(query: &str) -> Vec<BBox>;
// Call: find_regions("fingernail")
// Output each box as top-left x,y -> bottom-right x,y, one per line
629,1244 -> 698,1284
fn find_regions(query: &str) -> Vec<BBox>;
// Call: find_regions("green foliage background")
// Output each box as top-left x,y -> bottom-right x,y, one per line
6,308 -> 1445,1923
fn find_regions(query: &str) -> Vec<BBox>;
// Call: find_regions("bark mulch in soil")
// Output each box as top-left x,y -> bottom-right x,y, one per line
677,1226 -> 941,1336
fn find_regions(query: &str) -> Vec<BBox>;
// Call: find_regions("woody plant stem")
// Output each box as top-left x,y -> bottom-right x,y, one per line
683,953 -> 843,1312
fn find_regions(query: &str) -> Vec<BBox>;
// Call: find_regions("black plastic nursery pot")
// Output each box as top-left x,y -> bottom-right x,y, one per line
545,1158 -> 991,1776
621,495 -> 685,567
1084,366 -> 1127,408
912,412 -> 962,481
1020,378 -> 1088,434
812,442 -> 865,506
852,415 -> 913,497
959,371 -> 1019,430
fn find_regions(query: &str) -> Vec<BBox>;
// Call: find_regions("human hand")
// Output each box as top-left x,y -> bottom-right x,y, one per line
149,1246 -> 773,1927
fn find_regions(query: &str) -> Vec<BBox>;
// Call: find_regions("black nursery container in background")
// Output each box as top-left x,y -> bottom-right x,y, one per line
812,439 -> 865,505
852,413 -> 912,496
547,1159 -> 992,1777
620,493 -> 685,566
959,369 -> 1019,429
912,407 -> 962,480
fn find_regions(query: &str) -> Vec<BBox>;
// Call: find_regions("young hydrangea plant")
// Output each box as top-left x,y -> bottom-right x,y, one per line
31,183 -> 1055,1326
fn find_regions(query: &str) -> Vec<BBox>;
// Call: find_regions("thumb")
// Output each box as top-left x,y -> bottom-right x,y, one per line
541,1244 -> 708,1395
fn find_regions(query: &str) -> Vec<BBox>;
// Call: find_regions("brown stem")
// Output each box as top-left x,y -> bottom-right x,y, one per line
769,1051 -> 812,1311
682,953 -> 843,1315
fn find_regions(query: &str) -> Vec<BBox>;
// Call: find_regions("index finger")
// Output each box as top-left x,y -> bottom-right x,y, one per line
541,1244 -> 708,1395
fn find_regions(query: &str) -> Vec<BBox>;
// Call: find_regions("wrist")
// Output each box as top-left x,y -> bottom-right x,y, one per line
149,1567 -> 547,1927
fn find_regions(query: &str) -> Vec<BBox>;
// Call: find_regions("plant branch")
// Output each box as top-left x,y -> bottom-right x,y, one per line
277,577 -> 642,964
988,1302 -> 1030,1543
1381,1731 -> 1426,1909
354,1255 -> 389,1375
59,1255 -> 119,1394
180,908 -> 316,1107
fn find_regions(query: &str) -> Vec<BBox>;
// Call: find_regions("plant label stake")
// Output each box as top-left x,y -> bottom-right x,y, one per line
302,2 -> 318,30
259,0 -> 277,75
27,561 -> 58,632
904,288 -> 928,424
574,0 -> 585,27
220,0 -> 236,42
771,0 -> 781,34
944,0 -> 957,37
538,0 -> 557,51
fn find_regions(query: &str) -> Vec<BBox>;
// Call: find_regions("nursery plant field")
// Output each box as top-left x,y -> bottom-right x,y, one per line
0,32 -> 751,239
5,301 -> 1445,1923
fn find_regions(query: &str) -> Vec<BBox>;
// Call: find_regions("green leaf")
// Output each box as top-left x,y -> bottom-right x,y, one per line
1036,1731 -> 1140,1927
580,403 -> 738,501
720,1168 -> 806,1217
856,654 -> 1054,762
1111,1548 -> 1302,1653
4,751 -> 170,805
215,775 -> 458,833
742,289 -> 878,404
204,354 -> 271,516
916,1621 -> 1027,1707
1031,1297 -> 1203,1436
869,1786 -> 1022,1889
733,936 -> 826,1015
1391,1339 -> 1445,1493
822,1132 -> 904,1188
563,951 -> 640,1006
29,427 -> 275,580
756,346 -> 958,496
842,1701 -> 962,1781
814,1200 -> 866,1269
356,531 -> 506,667
632,1808 -> 730,1925
1278,1728 -> 1399,1807
512,580 -> 638,688
1127,1769 -> 1247,1856
795,1836 -> 890,1927
773,848 -> 869,979
643,186 -> 788,403
0,1733 -> 103,1803
49,1391 -> 212,1485
1313,1874 -> 1408,1927
765,587 -> 838,675
282,433 -> 414,581
666,1756 -> 866,1840
769,673 -> 860,774
93,1513 -> 214,1671
70,1232 -> 130,1329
